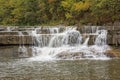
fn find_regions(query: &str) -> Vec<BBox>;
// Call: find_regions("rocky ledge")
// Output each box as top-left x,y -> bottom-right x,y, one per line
105,47 -> 120,58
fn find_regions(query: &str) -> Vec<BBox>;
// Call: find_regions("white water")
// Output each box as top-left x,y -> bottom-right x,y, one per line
7,27 -> 11,31
95,30 -> 107,46
83,37 -> 90,46
26,27 -> 110,61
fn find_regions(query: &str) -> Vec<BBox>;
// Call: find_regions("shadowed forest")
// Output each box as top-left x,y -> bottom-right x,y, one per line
0,0 -> 120,26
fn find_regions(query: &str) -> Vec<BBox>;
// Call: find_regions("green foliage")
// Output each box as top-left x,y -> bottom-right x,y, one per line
0,0 -> 119,26
91,0 -> 120,25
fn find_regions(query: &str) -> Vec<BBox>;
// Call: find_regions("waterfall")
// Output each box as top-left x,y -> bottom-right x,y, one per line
49,29 -> 82,47
7,27 -> 11,31
83,37 -> 89,46
48,34 -> 64,47
95,30 -> 107,46
28,27 -> 110,61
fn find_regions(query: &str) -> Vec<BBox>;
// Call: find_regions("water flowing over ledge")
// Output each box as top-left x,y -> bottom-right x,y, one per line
0,26 -> 115,60
26,27 -> 110,61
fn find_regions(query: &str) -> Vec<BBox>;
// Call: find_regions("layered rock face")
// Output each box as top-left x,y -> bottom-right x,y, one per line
0,46 -> 32,58
0,26 -> 119,46
107,30 -> 120,46
77,25 -> 120,46
0,26 -> 119,58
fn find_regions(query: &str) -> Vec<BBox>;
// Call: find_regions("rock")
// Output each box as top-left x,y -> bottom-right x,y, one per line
107,30 -> 120,46
0,31 -> 19,35
0,35 -> 33,45
0,46 -> 32,58
0,28 -> 5,31
105,48 -> 120,58
56,51 -> 84,59
77,26 -> 120,46
82,34 -> 97,45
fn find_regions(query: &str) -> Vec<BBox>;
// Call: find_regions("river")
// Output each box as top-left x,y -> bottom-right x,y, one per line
0,58 -> 120,80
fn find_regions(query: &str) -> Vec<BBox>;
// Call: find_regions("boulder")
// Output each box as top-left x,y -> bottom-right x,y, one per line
105,48 -> 120,58
55,51 -> 84,59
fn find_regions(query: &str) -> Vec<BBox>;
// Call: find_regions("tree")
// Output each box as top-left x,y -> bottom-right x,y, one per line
0,0 -> 119,26
91,0 -> 120,25
61,0 -> 91,25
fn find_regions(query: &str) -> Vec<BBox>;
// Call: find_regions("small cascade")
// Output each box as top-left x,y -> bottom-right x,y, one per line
62,28 -> 82,46
18,32 -> 28,57
28,27 -> 110,61
48,34 -> 64,47
83,37 -> 89,46
95,30 -> 107,46
49,28 -> 82,47
6,27 -> 11,31
92,29 -> 110,57
29,28 -> 51,47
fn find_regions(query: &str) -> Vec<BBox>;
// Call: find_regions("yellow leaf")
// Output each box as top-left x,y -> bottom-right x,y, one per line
65,13 -> 72,19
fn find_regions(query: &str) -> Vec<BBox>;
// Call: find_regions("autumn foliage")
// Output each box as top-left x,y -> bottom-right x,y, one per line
0,0 -> 119,26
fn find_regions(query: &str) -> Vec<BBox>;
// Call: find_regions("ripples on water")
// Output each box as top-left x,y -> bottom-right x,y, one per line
0,58 -> 120,80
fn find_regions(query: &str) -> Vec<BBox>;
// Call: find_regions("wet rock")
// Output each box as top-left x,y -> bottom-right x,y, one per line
107,30 -> 120,46
77,26 -> 120,46
18,46 -> 33,58
105,48 -> 120,58
0,46 -> 32,58
56,51 -> 84,59
0,28 -> 5,31
0,31 -> 19,35
82,34 -> 97,45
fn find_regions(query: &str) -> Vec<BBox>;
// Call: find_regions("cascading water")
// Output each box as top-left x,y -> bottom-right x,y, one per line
91,29 -> 110,57
6,27 -> 11,31
83,37 -> 90,46
28,27 -> 110,61
95,30 -> 107,46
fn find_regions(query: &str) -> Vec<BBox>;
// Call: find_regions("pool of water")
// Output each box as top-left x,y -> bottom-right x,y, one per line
0,58 -> 120,80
